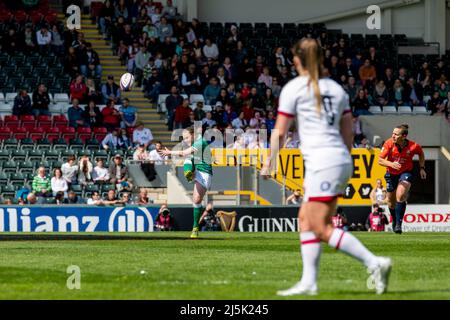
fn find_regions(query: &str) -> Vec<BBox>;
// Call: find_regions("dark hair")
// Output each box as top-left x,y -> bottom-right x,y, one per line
396,124 -> 409,136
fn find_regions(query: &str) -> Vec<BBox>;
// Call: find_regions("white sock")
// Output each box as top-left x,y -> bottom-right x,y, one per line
328,228 -> 378,269
299,231 -> 321,287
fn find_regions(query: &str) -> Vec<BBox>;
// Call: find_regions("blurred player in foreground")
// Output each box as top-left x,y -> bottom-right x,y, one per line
378,124 -> 426,234
262,38 -> 391,296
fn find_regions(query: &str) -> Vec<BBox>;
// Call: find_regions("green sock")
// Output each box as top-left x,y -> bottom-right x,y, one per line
193,206 -> 203,229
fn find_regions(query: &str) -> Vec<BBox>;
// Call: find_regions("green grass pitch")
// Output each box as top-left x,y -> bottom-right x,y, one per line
0,232 -> 449,300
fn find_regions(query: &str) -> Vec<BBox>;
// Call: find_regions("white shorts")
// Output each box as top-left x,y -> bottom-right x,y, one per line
303,163 -> 353,202
195,171 -> 212,190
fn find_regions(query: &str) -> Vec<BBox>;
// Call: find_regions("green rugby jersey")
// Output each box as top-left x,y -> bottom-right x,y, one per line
191,138 -> 213,175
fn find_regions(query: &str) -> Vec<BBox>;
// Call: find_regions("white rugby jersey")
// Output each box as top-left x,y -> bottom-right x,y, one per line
278,76 -> 352,170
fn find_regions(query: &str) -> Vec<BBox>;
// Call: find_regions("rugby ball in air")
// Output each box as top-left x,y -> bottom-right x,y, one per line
120,73 -> 135,91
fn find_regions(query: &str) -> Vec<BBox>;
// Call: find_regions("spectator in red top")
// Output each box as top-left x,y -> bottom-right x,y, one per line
174,98 -> 192,129
242,102 -> 255,121
70,75 -> 87,103
101,100 -> 121,132
240,82 -> 251,100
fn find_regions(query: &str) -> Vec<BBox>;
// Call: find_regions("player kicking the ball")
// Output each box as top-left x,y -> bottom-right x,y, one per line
160,126 -> 213,239
378,124 -> 426,234
262,38 -> 391,296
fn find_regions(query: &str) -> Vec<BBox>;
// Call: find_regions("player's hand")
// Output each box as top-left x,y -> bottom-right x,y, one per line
420,168 -> 427,180
391,161 -> 402,170
159,147 -> 171,156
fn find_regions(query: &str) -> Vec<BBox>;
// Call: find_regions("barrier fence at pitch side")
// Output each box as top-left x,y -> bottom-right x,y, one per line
0,205 -> 448,233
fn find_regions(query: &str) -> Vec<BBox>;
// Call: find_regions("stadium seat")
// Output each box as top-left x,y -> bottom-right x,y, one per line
13,127 -> 28,140
382,106 -> 398,115
85,184 -> 99,193
44,150 -> 60,161
0,93 -> 4,102
51,160 -> 63,169
36,160 -> 51,170
0,127 -> 12,140
20,138 -> 35,151
29,128 -> 45,141
5,93 -> 17,103
11,150 -> 27,161
189,94 -> 205,104
62,127 -> 76,140
398,106 -> 413,114
77,127 -> 92,141
36,138 -> 52,151
101,184 -> 116,195
0,148 -> 10,160
4,115 -> 19,126
368,106 -> 382,114
0,172 -> 9,185
53,139 -> 69,152
71,184 -> 83,196
19,161 -> 35,175
9,172 -> 26,186
1,185 -> 17,198
49,103 -> 62,114
53,114 -> 69,127
85,138 -> 100,150
94,150 -> 108,161
413,106 -> 430,115
2,138 -> 18,150
46,127 -> 60,142
37,115 -> 52,129
2,160 -> 18,173
69,138 -> 85,152
28,150 -> 44,162
0,103 -> 12,114
53,93 -> 70,103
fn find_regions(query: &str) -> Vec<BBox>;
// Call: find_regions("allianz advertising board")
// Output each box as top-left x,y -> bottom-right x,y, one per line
0,206 -> 159,233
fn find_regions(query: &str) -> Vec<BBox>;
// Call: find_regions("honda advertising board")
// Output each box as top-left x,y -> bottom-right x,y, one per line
401,205 -> 450,232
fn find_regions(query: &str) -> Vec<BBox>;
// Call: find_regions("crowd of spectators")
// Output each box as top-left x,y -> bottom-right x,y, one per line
90,0 -> 449,150
3,0 -> 449,154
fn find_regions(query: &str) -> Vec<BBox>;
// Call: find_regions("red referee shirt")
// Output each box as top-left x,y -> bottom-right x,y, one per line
379,138 -> 423,175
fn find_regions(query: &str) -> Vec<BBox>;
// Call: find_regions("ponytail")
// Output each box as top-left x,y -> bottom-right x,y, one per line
294,39 -> 324,115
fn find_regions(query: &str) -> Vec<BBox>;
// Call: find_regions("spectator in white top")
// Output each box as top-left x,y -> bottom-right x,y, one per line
61,155 -> 78,185
133,121 -> 154,149
78,154 -> 94,186
87,191 -> 104,206
249,111 -> 265,129
203,38 -> 219,60
51,168 -> 68,197
36,26 -> 51,54
149,141 -> 168,165
92,159 -> 110,183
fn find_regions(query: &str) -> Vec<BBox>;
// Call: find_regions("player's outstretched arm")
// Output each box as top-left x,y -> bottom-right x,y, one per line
160,147 -> 194,157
